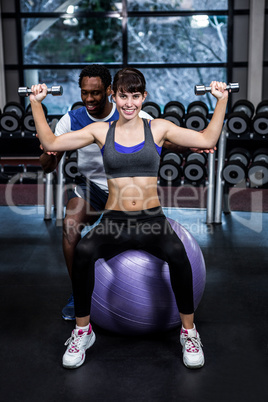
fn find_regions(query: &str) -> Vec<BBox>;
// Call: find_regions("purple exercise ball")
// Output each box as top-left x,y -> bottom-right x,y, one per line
90,218 -> 206,335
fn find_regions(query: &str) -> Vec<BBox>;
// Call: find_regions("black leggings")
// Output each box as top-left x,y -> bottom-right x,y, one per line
72,207 -> 194,317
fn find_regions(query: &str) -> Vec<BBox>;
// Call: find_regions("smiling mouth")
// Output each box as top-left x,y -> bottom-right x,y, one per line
123,108 -> 135,113
86,105 -> 97,111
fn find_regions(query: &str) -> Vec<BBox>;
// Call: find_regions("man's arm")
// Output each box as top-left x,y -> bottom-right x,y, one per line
163,139 -> 216,154
39,113 -> 71,173
39,151 -> 64,173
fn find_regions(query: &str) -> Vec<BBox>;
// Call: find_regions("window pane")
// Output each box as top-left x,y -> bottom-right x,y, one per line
22,17 -> 122,64
128,16 -> 227,63
23,68 -> 118,115
127,0 -> 228,12
20,0 -> 122,13
141,67 -> 227,112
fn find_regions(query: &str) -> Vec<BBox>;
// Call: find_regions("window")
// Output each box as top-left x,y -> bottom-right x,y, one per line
3,0 -> 230,115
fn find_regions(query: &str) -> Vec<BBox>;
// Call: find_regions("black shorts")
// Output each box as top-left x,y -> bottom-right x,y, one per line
69,175 -> 108,212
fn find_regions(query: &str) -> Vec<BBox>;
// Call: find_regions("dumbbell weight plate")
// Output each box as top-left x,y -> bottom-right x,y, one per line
187,101 -> 209,118
226,112 -> 251,136
183,160 -> 206,183
185,112 -> 208,131
67,151 -> 77,159
159,160 -> 181,182
63,158 -> 80,179
256,100 -> 268,114
232,100 -> 255,119
71,101 -> 84,110
228,147 -> 251,167
164,101 -> 185,119
0,112 -> 20,132
23,112 -> 36,132
142,102 -> 161,118
222,160 -> 247,185
248,161 -> 268,187
162,112 -> 183,127
3,102 -> 25,120
252,113 -> 268,136
186,152 -> 207,165
26,103 -> 48,117
162,152 -> 183,166
252,148 -> 268,164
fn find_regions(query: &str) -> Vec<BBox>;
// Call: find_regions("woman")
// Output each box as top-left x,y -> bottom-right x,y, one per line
30,68 -> 228,370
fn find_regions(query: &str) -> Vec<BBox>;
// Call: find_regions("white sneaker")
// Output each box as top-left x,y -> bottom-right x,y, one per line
180,327 -> 204,369
62,325 -> 96,369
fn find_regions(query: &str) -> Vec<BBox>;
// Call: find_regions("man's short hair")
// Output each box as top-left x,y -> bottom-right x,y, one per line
79,65 -> 112,90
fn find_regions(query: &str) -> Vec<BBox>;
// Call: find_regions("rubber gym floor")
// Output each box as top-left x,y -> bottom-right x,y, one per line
0,205 -> 267,402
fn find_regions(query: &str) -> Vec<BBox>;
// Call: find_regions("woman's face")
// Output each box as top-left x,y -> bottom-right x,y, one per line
113,90 -> 147,120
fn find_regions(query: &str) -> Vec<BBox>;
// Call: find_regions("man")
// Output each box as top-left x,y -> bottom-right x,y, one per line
40,65 -> 153,320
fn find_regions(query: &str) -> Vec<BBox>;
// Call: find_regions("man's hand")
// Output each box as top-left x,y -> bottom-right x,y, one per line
189,146 -> 217,154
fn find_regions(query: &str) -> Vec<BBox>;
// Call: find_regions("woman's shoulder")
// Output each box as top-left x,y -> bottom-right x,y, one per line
150,118 -> 169,129
89,121 -> 110,130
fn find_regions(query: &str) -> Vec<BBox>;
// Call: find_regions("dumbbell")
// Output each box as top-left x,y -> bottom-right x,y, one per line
252,100 -> 268,138
4,102 -> 25,119
0,112 -> 21,132
22,104 -> 49,133
222,148 -> 251,186
71,101 -> 84,111
227,100 -> 253,137
182,152 -> 208,185
185,101 -> 208,131
142,102 -> 161,118
162,151 -> 184,167
232,99 -> 255,119
18,85 -> 63,97
63,158 -> 80,180
162,112 -> 184,127
0,101 -> 25,132
159,150 -> 183,186
195,82 -> 239,95
164,101 -> 185,119
159,160 -> 182,186
248,148 -> 268,187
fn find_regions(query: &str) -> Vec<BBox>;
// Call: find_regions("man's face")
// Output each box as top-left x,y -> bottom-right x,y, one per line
80,76 -> 110,118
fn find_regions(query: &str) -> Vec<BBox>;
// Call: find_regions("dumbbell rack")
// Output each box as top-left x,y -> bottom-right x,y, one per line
212,127 -> 267,224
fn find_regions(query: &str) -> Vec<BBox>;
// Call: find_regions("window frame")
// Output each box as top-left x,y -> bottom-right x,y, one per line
3,0 -> 235,115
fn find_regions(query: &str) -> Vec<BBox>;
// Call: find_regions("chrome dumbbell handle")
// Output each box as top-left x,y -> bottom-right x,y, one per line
18,85 -> 63,97
195,82 -> 239,95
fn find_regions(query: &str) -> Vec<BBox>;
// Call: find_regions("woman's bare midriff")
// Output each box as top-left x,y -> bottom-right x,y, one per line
105,176 -> 160,211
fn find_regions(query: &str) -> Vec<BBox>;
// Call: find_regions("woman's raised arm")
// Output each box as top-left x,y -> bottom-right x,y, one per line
160,81 -> 228,150
30,84 -> 97,152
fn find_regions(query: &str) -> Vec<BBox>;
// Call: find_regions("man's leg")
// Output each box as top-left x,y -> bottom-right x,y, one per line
61,196 -> 100,320
63,196 -> 99,277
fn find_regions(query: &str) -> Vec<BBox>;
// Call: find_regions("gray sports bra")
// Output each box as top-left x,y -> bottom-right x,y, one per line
103,119 -> 161,179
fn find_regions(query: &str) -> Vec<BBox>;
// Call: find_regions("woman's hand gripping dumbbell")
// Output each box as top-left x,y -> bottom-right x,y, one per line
195,82 -> 239,95
18,85 -> 63,97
